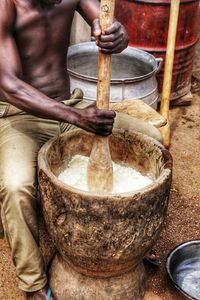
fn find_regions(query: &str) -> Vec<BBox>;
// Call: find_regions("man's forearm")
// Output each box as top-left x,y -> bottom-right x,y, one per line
77,0 -> 100,26
1,76 -> 80,124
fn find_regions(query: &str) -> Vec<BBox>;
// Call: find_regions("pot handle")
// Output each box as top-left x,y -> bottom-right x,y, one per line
155,58 -> 163,74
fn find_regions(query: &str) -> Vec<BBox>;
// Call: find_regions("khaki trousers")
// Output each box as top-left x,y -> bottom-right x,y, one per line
0,89 -> 84,292
0,89 -> 161,292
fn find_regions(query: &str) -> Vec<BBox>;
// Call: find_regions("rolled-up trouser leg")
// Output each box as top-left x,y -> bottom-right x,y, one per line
0,114 -> 60,292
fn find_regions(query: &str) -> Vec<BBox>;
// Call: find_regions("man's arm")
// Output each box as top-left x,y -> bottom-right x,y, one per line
76,0 -> 100,25
77,0 -> 129,53
0,1 -> 80,122
0,0 -> 115,136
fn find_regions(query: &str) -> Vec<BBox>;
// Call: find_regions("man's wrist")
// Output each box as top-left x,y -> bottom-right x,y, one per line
63,106 -> 81,126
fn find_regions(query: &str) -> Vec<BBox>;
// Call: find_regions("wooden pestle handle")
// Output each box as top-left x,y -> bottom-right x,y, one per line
87,0 -> 115,193
96,0 -> 115,109
159,0 -> 180,148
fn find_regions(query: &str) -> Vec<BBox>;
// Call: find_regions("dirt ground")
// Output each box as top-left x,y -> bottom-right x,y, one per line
0,91 -> 200,300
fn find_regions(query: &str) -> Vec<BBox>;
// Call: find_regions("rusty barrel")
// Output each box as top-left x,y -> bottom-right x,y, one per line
115,0 -> 200,100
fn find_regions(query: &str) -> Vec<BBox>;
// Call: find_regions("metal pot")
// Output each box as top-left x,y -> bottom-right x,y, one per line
167,240 -> 200,300
67,42 -> 162,109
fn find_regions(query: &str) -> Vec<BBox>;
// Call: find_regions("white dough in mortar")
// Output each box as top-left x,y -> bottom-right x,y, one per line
58,155 -> 153,193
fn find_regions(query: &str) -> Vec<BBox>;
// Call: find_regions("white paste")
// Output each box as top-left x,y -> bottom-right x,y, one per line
58,155 -> 153,193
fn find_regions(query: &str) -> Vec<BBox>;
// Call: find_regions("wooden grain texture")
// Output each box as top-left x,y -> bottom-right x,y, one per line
96,0 -> 115,109
87,0 -> 115,192
160,0 -> 181,148
38,128 -> 172,299
50,256 -> 146,300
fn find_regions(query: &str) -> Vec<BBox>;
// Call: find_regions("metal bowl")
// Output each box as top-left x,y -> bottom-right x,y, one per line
166,240 -> 200,300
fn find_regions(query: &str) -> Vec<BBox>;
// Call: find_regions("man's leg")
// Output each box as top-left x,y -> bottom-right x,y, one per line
0,113 -> 60,294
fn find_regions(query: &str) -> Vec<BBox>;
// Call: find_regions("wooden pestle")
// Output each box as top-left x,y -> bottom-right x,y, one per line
87,0 -> 115,192
159,0 -> 180,148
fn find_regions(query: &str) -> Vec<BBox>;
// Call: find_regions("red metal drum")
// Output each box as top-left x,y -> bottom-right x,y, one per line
115,0 -> 200,100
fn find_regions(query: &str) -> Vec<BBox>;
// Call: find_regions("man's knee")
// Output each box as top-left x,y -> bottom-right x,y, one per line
0,177 -> 36,205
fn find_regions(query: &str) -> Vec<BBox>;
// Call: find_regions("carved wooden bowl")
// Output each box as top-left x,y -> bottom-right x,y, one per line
38,128 -> 172,299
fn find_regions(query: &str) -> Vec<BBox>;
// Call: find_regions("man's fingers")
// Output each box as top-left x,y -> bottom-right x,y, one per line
95,124 -> 114,136
98,39 -> 122,52
92,18 -> 101,38
97,108 -> 116,117
86,103 -> 116,119
99,33 -> 119,43
84,121 -> 113,136
96,118 -> 115,126
100,43 -> 124,54
93,19 -> 121,37
104,21 -> 121,35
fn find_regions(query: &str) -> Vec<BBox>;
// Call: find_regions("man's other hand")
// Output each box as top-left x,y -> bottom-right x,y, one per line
92,18 -> 129,54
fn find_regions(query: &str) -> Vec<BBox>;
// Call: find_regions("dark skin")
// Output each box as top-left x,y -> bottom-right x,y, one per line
0,0 -> 128,298
0,0 -> 129,136
0,2 -> 158,298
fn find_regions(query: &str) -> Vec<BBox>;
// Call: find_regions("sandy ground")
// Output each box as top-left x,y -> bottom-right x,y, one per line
0,92 -> 200,300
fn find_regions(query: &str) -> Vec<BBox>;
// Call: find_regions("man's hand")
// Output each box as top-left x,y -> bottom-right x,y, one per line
92,18 -> 129,54
72,102 -> 116,136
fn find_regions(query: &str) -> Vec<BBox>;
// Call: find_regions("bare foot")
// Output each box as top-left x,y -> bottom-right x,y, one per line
146,250 -> 158,261
26,286 -> 53,300
144,250 -> 161,266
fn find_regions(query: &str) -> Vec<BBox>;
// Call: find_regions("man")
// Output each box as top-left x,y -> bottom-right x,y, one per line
0,0 -> 129,299
0,1 -> 159,299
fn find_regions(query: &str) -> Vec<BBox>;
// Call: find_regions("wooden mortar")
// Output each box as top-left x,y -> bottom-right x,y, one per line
38,128 -> 172,300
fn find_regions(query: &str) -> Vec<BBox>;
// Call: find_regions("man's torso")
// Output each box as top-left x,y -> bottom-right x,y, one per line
0,0 -> 81,101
